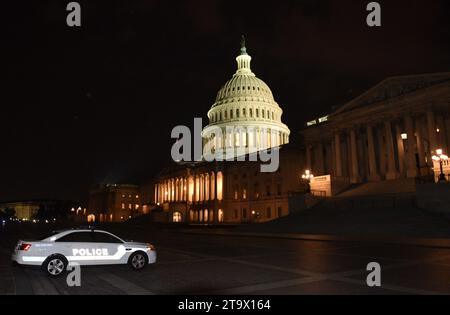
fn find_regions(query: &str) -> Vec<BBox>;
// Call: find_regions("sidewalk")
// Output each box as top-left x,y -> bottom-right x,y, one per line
179,229 -> 450,249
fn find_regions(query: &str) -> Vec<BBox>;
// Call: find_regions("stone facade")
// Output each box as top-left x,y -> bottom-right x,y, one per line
141,146 -> 305,224
88,184 -> 142,222
302,73 -> 450,194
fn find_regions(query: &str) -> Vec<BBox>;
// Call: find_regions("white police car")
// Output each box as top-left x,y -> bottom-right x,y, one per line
12,228 -> 157,277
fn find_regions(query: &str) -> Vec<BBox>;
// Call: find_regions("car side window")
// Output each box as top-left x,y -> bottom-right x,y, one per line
92,232 -> 123,244
56,232 -> 94,243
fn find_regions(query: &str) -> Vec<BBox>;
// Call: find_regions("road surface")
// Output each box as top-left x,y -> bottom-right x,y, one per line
1,222 -> 449,295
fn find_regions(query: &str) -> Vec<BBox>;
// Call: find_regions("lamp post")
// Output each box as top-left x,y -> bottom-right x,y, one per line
432,149 -> 449,182
302,170 -> 314,193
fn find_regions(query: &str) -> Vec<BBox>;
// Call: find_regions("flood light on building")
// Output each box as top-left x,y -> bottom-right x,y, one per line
401,133 -> 408,140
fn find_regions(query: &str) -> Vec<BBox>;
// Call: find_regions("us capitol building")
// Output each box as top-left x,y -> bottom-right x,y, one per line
87,38 -> 450,224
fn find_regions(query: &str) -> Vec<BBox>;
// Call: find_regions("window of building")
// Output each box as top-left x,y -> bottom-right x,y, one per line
242,208 -> 247,219
234,187 -> 239,200
250,108 -> 253,117
217,172 -> 223,201
278,207 -> 282,218
230,110 -> 234,119
266,185 -> 271,197
243,108 -> 246,117
267,207 -> 272,219
242,188 -> 247,200
262,110 -> 265,118
121,203 -> 125,210
173,212 -> 182,223
234,209 -> 239,219
129,204 -> 132,210
256,109 -> 259,118
135,204 -> 139,210
254,183 -> 260,199
218,209 -> 224,223
236,109 -> 240,118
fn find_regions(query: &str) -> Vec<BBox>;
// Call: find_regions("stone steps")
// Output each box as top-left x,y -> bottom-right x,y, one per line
337,178 -> 417,197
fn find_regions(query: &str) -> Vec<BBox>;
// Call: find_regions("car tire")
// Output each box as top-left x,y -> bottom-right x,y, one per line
43,255 -> 68,277
128,251 -> 148,271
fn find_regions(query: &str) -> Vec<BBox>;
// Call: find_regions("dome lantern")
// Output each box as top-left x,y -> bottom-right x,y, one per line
236,35 -> 253,75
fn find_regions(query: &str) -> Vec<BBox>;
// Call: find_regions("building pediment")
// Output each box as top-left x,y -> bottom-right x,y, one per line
333,72 -> 450,115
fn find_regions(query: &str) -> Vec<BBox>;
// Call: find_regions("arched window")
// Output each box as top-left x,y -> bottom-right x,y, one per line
205,174 -> 210,201
196,176 -> 201,202
218,209 -> 224,223
217,172 -> 223,201
173,212 -> 182,223
210,172 -> 216,200
204,209 -> 209,223
188,177 -> 194,203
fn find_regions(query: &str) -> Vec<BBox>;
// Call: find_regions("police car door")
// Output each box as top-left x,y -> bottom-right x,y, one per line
56,231 -> 98,266
91,231 -> 127,265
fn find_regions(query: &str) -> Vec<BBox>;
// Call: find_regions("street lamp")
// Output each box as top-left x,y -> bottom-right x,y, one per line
302,170 -> 314,181
301,170 -> 314,193
432,149 -> 449,182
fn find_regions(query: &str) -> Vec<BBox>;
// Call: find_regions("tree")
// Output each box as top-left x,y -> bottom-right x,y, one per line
0,207 -> 16,220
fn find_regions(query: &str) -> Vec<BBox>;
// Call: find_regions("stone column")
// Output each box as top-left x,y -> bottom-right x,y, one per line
331,140 -> 336,176
350,129 -> 361,183
366,124 -> 380,181
306,144 -> 312,171
446,118 -> 450,153
436,115 -> 447,152
427,111 -> 438,155
377,127 -> 387,177
415,117 -> 426,176
395,123 -> 406,176
385,121 -> 399,180
404,116 -> 418,178
316,143 -> 325,175
334,133 -> 343,177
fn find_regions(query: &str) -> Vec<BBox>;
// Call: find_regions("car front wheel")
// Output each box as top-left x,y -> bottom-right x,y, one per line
129,252 -> 148,271
43,255 -> 68,277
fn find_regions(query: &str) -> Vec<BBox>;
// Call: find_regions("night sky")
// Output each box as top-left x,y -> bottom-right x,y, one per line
3,0 -> 450,203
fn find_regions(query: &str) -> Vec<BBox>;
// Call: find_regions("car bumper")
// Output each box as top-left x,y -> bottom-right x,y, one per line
11,252 -> 45,266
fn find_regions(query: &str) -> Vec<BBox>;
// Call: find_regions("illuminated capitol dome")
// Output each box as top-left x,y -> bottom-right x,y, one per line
202,36 -> 290,158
